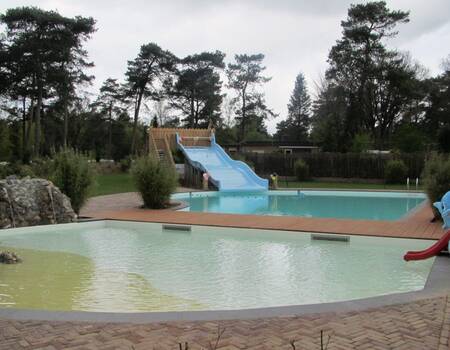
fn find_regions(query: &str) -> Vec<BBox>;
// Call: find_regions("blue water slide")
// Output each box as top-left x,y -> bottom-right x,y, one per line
176,133 -> 268,192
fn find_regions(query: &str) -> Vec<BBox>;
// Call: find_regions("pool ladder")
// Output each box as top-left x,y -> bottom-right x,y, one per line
406,178 -> 419,191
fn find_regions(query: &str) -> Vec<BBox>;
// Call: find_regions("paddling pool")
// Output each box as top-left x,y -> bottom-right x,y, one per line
0,221 -> 433,312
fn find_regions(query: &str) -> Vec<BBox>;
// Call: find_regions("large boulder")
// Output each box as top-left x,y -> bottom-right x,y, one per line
0,177 -> 76,229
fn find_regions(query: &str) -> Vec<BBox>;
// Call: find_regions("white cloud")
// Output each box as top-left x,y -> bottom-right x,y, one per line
1,0 -> 449,133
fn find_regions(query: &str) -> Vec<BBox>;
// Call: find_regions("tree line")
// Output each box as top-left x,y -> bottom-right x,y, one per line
0,2 -> 449,165
276,2 -> 449,153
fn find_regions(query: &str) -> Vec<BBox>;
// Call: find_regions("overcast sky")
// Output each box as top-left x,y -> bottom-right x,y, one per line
1,0 -> 449,132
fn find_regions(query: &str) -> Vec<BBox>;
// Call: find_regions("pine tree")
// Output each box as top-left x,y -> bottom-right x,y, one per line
275,72 -> 311,142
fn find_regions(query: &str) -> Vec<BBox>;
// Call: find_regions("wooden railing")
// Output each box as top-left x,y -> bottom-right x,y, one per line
148,127 -> 214,168
148,131 -> 159,160
162,135 -> 175,168
150,127 -> 213,151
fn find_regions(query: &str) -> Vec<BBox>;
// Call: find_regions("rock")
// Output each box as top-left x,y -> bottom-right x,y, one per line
0,178 -> 77,229
0,251 -> 22,264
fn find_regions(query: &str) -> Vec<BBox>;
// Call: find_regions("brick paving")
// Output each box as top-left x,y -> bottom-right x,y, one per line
1,191 -> 447,349
0,295 -> 448,349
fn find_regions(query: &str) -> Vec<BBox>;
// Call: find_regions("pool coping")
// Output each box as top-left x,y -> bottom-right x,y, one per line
0,223 -> 449,324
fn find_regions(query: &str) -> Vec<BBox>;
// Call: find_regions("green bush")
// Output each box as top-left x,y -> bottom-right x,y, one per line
119,156 -> 133,172
384,159 -> 408,184
131,156 -> 178,209
0,162 -> 35,179
0,164 -> 8,179
422,154 -> 450,214
51,149 -> 96,214
31,158 -> 53,178
294,159 -> 310,181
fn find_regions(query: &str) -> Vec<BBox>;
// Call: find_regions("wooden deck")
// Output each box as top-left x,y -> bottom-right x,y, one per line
86,195 -> 446,240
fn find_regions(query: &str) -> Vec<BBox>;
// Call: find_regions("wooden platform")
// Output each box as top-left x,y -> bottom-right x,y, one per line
85,193 -> 446,240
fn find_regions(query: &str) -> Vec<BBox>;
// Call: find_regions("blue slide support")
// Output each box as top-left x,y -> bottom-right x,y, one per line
176,133 -> 268,192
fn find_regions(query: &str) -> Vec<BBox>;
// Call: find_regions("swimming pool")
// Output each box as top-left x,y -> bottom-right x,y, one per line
173,191 -> 426,220
0,221 -> 433,312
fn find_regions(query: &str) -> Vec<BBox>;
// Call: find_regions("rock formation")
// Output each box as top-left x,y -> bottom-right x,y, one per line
0,251 -> 22,264
0,176 -> 76,229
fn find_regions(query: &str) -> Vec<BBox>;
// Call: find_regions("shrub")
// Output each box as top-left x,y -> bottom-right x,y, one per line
51,149 -> 96,214
120,156 -> 133,172
384,159 -> 408,184
294,159 -> 310,181
0,162 -> 35,179
422,154 -> 450,214
131,156 -> 178,209
31,158 -> 53,178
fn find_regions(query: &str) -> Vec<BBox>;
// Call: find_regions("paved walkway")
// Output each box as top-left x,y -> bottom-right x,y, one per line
0,295 -> 449,349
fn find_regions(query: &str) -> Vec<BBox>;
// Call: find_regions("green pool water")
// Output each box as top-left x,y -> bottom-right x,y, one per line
0,221 -> 434,312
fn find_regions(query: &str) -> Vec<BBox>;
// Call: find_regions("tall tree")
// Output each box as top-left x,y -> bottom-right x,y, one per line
0,7 -> 95,156
323,1 -> 412,149
92,78 -> 125,158
275,72 -> 311,142
124,43 -> 176,154
423,61 -> 450,139
226,54 -> 275,143
54,17 -> 96,148
167,51 -> 225,128
311,79 -> 349,151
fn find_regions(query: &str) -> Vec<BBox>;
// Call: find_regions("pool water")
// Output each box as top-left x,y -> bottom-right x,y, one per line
173,191 -> 426,220
0,221 -> 433,312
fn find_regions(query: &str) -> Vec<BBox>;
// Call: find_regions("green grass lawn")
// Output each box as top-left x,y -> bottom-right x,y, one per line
90,173 -> 423,198
90,173 -> 136,197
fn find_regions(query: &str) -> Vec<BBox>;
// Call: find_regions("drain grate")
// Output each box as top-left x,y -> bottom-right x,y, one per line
311,234 -> 350,242
162,224 -> 192,232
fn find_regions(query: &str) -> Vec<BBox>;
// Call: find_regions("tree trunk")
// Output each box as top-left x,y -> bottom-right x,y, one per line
21,96 -> 26,160
108,103 -> 113,159
34,81 -> 43,157
131,90 -> 143,155
25,99 -> 34,159
63,99 -> 69,149
190,91 -> 195,128
240,89 -> 246,144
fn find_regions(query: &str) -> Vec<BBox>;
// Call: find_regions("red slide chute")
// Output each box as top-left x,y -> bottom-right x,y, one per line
404,230 -> 450,261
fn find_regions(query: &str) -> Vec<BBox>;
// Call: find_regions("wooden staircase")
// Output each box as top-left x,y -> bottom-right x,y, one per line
148,127 -> 213,170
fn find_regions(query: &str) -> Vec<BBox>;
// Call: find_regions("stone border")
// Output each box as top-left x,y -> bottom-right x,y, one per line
0,221 -> 449,323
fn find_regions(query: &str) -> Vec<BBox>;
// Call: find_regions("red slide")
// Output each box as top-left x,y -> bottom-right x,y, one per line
404,230 -> 450,261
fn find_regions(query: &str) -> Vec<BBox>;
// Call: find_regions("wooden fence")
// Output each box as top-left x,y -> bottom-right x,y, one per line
243,152 -> 426,180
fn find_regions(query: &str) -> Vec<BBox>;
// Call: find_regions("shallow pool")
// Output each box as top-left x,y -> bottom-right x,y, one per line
0,221 -> 433,312
173,191 -> 426,220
